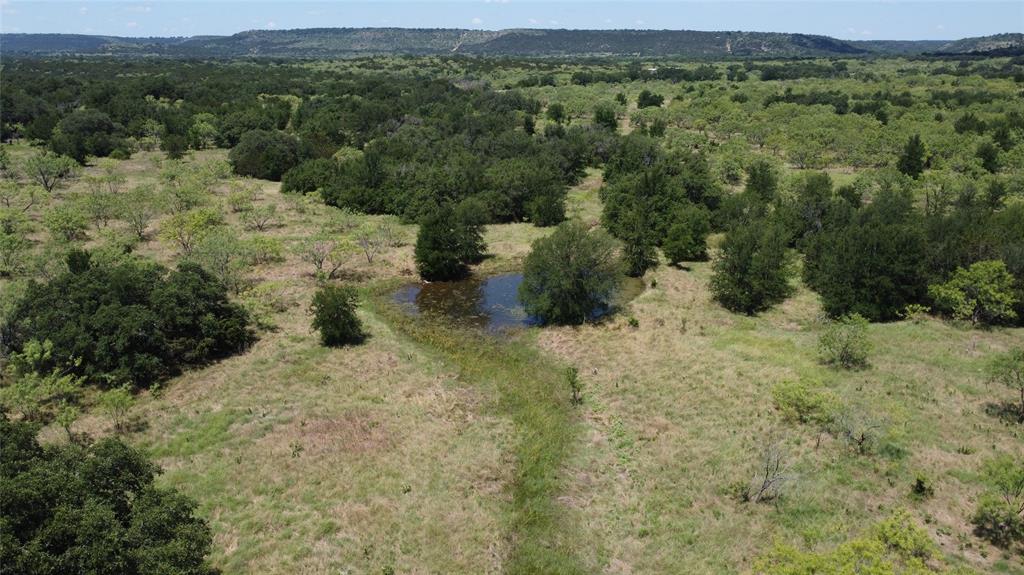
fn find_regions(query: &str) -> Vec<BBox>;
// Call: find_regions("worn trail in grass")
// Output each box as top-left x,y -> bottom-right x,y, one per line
369,289 -> 587,574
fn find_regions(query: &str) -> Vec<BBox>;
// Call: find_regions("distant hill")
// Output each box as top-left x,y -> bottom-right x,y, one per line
1,28 -> 1021,59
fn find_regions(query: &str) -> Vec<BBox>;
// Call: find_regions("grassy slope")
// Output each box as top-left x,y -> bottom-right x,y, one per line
25,148 -> 1024,574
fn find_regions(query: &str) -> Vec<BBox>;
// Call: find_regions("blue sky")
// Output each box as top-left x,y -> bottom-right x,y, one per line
1,1 -> 1021,41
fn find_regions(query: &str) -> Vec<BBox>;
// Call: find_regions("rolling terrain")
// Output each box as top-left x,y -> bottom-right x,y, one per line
2,28 -> 1021,58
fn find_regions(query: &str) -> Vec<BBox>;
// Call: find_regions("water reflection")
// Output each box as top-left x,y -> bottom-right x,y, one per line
393,272 -> 644,334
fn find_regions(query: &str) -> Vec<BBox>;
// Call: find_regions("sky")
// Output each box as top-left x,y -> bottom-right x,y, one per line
0,1 -> 1021,41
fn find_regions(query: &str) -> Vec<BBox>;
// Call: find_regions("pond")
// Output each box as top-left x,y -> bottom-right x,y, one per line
393,272 -> 645,333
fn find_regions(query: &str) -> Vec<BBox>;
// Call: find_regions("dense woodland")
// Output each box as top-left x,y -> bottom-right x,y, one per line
1,50 -> 1023,574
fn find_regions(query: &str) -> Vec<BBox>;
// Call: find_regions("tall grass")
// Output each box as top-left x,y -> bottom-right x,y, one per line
369,287 -> 586,574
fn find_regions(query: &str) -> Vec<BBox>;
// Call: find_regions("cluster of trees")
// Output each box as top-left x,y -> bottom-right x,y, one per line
1,415 -> 216,574
2,254 -> 254,389
599,133 -> 720,276
705,165 -> 1024,324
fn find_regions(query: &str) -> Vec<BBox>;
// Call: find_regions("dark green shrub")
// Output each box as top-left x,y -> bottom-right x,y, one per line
710,219 -> 793,314
50,109 -> 123,164
309,285 -> 364,347
662,203 -> 710,264
0,415 -> 215,575
228,129 -> 304,181
897,134 -> 926,179
281,158 -> 339,195
637,89 -> 664,108
593,104 -> 618,131
519,220 -> 623,325
413,204 -> 485,281
161,133 -> 188,160
804,187 -> 927,321
3,258 -> 253,388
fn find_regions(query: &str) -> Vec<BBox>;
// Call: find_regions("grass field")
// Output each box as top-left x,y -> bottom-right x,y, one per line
18,147 -> 1024,574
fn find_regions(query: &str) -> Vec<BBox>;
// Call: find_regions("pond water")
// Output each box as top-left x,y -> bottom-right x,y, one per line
393,272 -> 644,333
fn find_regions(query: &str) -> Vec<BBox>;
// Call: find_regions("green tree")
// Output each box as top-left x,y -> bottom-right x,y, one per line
744,159 -> 779,203
119,184 -> 163,240
43,204 -> 88,242
519,220 -> 623,325
0,415 -> 216,575
897,134 -> 926,179
620,202 -> 659,277
637,90 -> 665,108
413,203 -> 485,281
50,109 -> 123,164
546,102 -> 566,124
281,158 -> 338,195
161,133 -> 188,160
593,103 -> 618,131
159,208 -> 224,255
977,140 -> 1001,173
23,151 -> 79,193
804,187 -> 927,321
228,129 -> 304,181
972,455 -> 1024,548
3,258 -> 253,389
662,203 -> 711,264
309,284 -> 365,347
710,219 -> 793,314
929,260 -> 1018,326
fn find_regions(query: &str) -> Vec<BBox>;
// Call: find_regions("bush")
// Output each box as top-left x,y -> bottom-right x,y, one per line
43,204 -> 88,242
593,103 -> 618,131
929,260 -> 1018,326
755,510 -> 942,574
804,187 -> 927,322
637,89 -> 664,108
0,415 -> 215,575
413,203 -> 485,281
662,203 -> 710,264
309,284 -> 364,347
50,109 -> 123,164
771,380 -> 839,426
710,219 -> 793,314
972,496 -> 1024,549
818,313 -> 871,369
519,220 -> 623,325
281,158 -> 338,194
228,129 -> 304,181
897,134 -> 926,179
2,257 -> 254,388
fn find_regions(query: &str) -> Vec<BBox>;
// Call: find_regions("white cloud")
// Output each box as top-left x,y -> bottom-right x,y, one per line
125,21 -> 139,28
471,17 -> 483,25
860,29 -> 873,36
548,19 -> 558,25
266,21 -> 277,28
78,6 -> 87,15
528,18 -> 538,25
635,19 -> 646,26
935,24 -> 946,31
125,6 -> 152,13
604,18 -> 612,24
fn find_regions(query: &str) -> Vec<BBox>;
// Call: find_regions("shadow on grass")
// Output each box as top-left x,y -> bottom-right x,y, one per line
984,401 -> 1024,425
